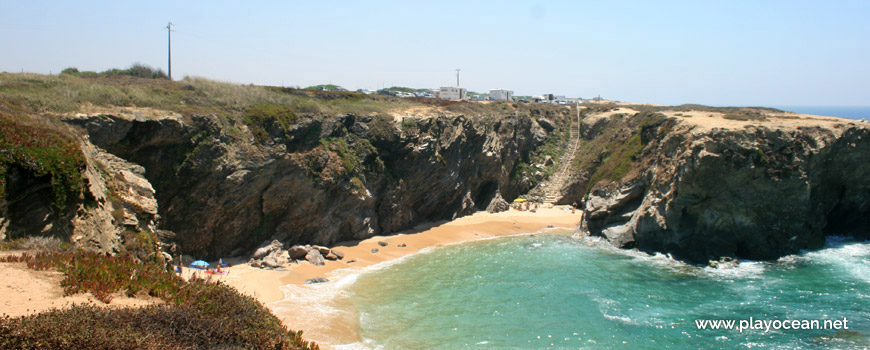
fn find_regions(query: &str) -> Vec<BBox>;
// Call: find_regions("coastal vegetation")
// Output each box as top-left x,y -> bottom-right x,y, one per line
60,63 -> 169,80
0,249 -> 318,349
0,108 -> 86,211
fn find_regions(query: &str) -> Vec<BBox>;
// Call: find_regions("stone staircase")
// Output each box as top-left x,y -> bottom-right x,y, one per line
543,106 -> 581,204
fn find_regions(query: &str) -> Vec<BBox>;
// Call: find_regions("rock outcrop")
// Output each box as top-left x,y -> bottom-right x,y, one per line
248,241 -> 345,269
65,108 -> 570,259
0,114 -> 171,263
578,116 -> 870,263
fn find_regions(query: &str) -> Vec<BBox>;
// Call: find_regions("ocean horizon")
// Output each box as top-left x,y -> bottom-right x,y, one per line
770,106 -> 870,120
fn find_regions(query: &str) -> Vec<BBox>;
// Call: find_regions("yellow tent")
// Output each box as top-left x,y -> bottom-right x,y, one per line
513,198 -> 527,203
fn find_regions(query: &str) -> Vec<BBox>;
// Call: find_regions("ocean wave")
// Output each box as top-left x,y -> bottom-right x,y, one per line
804,237 -> 870,285
269,227 -> 577,348
576,236 -> 767,279
700,260 -> 766,280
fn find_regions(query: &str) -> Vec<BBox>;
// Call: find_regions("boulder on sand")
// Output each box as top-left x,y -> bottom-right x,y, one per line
313,245 -> 331,255
330,249 -> 344,260
306,249 -> 325,266
262,256 -> 283,268
288,245 -> 308,260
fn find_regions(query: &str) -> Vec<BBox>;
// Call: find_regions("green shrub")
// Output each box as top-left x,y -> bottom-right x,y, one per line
243,103 -> 299,143
0,251 -> 319,349
0,115 -> 86,210
60,63 -> 168,80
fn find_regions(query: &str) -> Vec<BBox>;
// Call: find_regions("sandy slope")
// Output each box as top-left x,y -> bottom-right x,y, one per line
0,252 -> 161,318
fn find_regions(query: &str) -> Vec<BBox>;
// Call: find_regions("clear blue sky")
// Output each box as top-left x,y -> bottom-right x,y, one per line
2,1 -> 868,106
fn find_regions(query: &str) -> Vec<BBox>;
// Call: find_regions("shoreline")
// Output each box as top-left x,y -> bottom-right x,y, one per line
222,206 -> 582,348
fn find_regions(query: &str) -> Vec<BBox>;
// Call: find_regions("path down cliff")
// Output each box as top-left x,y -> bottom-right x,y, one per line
543,106 -> 581,204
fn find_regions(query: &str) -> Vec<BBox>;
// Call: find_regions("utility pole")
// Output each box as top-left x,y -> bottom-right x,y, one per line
455,68 -> 460,87
166,22 -> 174,80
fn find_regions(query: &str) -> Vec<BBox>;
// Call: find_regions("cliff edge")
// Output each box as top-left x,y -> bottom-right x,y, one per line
574,107 -> 869,263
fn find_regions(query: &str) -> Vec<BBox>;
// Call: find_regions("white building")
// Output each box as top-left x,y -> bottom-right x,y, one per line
489,89 -> 514,101
438,87 -> 467,100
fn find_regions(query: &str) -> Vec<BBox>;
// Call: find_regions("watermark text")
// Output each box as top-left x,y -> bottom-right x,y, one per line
695,317 -> 849,333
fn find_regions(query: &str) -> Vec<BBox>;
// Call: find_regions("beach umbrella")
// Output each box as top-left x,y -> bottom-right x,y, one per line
513,198 -> 527,203
190,260 -> 209,269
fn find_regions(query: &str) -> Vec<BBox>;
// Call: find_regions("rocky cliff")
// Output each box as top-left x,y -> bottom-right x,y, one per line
574,109 -> 870,264
0,111 -> 169,262
4,74 -> 868,265
64,106 -> 570,259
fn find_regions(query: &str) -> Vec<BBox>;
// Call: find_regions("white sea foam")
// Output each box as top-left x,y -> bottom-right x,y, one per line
700,260 -> 766,280
602,313 -> 636,325
804,236 -> 870,284
269,227 -> 574,348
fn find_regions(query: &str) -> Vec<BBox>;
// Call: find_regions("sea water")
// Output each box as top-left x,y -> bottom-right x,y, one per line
344,233 -> 870,349
772,106 -> 870,120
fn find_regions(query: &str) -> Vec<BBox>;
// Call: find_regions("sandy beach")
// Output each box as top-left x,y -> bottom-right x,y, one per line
0,252 -> 162,318
0,207 -> 580,348
218,206 -> 582,348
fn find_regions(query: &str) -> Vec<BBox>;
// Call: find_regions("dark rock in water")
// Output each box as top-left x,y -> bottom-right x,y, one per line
814,330 -> 870,347
378,241 -> 388,247
371,248 -> 379,254
346,259 -> 357,264
288,245 -> 309,260
305,277 -> 329,284
708,256 -> 738,269
398,243 -> 407,248
305,249 -> 325,266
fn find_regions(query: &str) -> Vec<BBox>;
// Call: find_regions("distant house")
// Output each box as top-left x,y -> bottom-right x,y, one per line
533,94 -> 553,103
489,89 -> 514,101
439,87 -> 467,100
532,94 -> 567,104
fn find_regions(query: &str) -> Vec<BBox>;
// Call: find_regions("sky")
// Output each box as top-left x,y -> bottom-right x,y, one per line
1,1 -> 868,106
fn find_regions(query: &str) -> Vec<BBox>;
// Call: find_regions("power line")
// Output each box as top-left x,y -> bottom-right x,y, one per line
166,22 -> 174,80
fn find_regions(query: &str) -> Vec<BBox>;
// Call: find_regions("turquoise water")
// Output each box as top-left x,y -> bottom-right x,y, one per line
346,233 -> 870,349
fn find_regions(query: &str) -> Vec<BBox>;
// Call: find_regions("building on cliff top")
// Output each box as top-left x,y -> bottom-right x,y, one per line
438,87 -> 467,100
490,89 -> 514,101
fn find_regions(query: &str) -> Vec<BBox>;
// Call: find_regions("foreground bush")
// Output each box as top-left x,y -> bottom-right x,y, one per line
0,251 -> 318,349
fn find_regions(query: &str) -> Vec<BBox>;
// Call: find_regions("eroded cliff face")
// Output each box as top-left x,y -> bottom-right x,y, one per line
0,115 -> 168,262
66,108 -> 569,258
579,117 -> 870,264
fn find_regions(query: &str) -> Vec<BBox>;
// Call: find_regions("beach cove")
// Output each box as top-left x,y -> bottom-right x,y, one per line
220,206 -> 583,348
